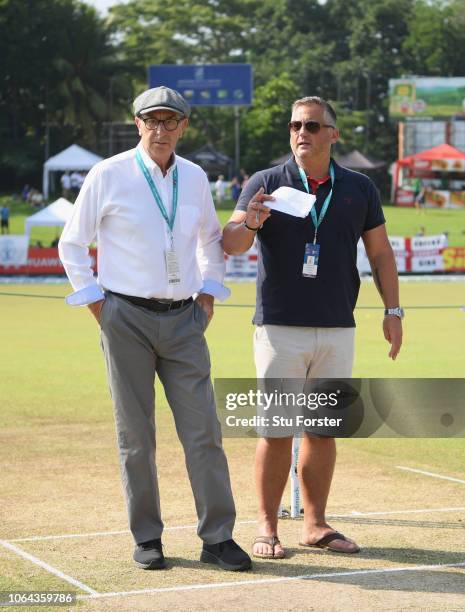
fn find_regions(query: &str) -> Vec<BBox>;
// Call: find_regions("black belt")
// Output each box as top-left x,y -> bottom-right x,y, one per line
109,291 -> 193,312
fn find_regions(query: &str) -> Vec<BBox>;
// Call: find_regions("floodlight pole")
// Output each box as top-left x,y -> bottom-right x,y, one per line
108,76 -> 115,157
364,71 -> 371,153
44,114 -> 50,161
234,106 -> 240,175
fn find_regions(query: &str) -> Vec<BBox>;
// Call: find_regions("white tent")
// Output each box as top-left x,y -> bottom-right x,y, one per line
42,144 -> 103,198
25,198 -> 74,237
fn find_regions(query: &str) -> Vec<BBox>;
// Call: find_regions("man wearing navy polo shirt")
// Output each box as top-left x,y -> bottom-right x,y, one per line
223,96 -> 402,559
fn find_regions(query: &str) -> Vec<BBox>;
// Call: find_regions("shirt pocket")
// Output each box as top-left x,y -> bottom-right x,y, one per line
179,205 -> 201,237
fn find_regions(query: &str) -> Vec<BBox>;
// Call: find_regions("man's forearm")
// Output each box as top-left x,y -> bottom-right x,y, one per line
369,250 -> 400,308
222,221 -> 256,255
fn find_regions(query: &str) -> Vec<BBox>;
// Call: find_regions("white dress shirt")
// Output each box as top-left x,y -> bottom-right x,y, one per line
59,143 -> 230,305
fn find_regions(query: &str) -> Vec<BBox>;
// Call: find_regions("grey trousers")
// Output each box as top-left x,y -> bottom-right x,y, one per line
100,293 -> 236,545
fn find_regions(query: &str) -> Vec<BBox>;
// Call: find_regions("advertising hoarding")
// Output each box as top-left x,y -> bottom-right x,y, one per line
389,77 -> 465,119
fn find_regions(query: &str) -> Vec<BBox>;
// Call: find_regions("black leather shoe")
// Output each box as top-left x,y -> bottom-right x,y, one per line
200,539 -> 252,571
133,538 -> 166,570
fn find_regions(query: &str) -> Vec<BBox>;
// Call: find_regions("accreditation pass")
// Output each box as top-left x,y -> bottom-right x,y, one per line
165,248 -> 181,284
302,243 -> 320,278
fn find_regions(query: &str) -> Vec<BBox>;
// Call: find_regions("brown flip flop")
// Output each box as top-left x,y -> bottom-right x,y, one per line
252,536 -> 286,559
299,531 -> 360,554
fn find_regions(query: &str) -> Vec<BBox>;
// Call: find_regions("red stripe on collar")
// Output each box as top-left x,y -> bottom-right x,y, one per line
307,175 -> 330,194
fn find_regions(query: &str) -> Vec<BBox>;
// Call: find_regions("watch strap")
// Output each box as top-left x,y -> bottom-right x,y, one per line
384,307 -> 404,319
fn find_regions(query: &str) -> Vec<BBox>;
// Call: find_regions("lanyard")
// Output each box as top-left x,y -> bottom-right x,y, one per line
135,149 -> 178,237
298,163 -> 335,244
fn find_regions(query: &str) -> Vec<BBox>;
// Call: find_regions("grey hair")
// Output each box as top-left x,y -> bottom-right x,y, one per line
292,96 -> 337,126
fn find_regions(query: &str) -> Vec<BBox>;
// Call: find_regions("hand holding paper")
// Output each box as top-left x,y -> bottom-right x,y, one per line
244,187 -> 273,229
269,186 -> 316,218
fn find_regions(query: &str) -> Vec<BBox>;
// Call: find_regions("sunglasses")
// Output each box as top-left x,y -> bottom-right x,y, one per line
288,120 -> 335,134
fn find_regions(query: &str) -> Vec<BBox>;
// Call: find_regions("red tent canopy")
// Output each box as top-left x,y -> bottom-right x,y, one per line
399,143 -> 465,166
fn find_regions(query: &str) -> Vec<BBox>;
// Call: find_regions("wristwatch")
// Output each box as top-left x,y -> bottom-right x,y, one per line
384,307 -> 404,319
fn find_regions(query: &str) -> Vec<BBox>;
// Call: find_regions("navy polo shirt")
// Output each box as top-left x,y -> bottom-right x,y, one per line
236,157 -> 385,327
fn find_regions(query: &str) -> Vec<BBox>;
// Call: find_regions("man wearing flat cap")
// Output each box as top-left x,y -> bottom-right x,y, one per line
59,86 -> 251,572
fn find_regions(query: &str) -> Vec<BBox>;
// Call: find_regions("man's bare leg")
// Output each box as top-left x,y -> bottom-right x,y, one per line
298,435 -> 359,552
253,436 -> 293,557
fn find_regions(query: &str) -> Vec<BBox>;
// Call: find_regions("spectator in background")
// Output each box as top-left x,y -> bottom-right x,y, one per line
411,176 -> 422,202
61,172 -> 72,200
414,181 -> 427,215
33,191 -> 44,207
28,189 -> 44,208
70,171 -> 81,195
241,174 -> 250,190
230,177 -> 241,202
1,206 -> 10,234
78,172 -> 87,189
22,185 -> 31,201
215,175 -> 226,204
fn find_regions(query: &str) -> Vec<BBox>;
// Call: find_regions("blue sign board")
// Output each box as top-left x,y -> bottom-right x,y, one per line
149,64 -> 253,106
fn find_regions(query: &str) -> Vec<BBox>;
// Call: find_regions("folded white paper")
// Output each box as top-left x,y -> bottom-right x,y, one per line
268,186 -> 316,218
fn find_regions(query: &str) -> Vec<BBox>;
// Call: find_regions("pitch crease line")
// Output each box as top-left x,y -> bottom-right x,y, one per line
336,506 -> 465,517
396,466 -> 465,485
8,521 -> 257,543
77,561 -> 465,599
0,539 -> 99,595
9,506 -> 465,542
7,509 -> 465,543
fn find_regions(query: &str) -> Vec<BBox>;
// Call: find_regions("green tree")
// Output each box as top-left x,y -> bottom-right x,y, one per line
403,0 -> 465,76
108,0 -> 267,164
240,73 -> 300,172
4,0 -> 463,189
0,0 -> 130,184
336,0 -> 411,156
51,4 -> 133,146
108,0 -> 261,85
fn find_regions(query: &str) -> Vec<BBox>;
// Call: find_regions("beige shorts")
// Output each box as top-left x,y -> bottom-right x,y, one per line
254,324 -> 355,379
253,325 -> 355,438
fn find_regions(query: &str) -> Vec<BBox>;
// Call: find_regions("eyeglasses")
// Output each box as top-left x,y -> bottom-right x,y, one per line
288,120 -> 335,134
140,116 -> 184,131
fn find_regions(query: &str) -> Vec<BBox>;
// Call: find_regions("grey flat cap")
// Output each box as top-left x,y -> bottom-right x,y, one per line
133,86 -> 191,118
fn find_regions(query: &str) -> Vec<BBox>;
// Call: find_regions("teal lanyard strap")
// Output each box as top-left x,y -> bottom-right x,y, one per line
135,149 -> 178,234
298,163 -> 335,243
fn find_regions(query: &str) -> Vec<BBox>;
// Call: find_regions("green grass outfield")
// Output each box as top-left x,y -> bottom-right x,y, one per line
2,194 -> 465,247
1,280 -> 465,426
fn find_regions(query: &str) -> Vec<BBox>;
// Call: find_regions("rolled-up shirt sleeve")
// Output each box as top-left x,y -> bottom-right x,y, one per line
58,164 -> 105,305
196,174 -> 230,301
